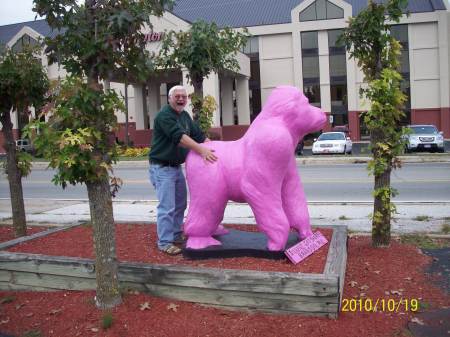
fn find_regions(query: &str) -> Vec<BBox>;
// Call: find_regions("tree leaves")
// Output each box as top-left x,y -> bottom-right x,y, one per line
340,0 -> 408,246
26,76 -> 123,187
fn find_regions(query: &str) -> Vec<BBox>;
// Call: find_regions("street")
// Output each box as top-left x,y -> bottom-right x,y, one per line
1,162 -> 449,202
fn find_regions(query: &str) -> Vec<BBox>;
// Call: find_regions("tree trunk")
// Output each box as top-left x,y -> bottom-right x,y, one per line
124,80 -> 129,147
371,130 -> 392,247
0,112 -> 27,237
191,75 -> 204,121
86,174 -> 122,309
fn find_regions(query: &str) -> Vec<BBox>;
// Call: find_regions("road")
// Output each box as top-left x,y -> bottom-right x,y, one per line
1,162 -> 449,202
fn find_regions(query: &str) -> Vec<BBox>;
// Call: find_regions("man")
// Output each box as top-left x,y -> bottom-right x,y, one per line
149,85 -> 217,255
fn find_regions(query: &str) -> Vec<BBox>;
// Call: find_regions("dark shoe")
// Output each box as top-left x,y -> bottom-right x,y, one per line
160,244 -> 182,255
173,234 -> 187,245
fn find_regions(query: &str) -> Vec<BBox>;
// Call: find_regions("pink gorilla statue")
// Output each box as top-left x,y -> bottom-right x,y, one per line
184,85 -> 326,251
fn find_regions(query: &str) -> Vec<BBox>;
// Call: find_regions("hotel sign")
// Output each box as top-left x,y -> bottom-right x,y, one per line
144,32 -> 165,43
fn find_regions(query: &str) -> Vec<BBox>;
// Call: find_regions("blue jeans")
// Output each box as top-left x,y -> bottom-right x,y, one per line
149,164 -> 187,250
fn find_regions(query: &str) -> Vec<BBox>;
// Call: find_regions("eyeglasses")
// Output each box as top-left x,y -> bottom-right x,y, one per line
174,95 -> 187,99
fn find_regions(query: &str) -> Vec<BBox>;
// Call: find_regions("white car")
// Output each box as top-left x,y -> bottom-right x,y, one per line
312,132 -> 352,155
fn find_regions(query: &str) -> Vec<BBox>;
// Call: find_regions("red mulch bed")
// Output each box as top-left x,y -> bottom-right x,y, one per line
6,224 -> 333,273
1,226 -> 449,337
0,225 -> 49,243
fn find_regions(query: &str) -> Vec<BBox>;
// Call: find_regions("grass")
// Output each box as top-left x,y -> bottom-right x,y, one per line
0,295 -> 16,304
399,234 -> 450,249
117,156 -> 147,161
441,223 -> 450,234
417,300 -> 431,311
392,329 -> 413,337
21,330 -> 42,337
413,215 -> 431,222
81,221 -> 92,228
101,312 -> 114,330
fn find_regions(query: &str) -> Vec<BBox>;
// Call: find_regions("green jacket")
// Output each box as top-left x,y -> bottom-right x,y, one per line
149,104 -> 205,165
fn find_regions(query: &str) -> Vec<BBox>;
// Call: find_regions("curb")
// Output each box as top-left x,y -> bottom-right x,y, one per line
28,155 -> 450,169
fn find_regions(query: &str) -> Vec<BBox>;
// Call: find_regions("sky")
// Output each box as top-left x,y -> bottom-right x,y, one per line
0,0 -> 43,26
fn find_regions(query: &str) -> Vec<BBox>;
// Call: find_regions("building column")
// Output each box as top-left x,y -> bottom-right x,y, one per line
236,76 -> 250,125
318,30 -> 331,115
348,111 -> 360,141
182,69 -> 195,117
221,77 -> 234,126
203,72 -> 221,127
147,81 -> 161,129
133,84 -> 148,130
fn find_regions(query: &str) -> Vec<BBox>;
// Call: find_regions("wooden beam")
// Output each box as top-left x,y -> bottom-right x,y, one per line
0,252 -> 338,297
323,225 -> 348,308
0,224 -> 81,250
0,225 -> 349,316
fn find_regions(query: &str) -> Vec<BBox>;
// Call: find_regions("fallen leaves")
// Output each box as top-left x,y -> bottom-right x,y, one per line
167,303 -> 179,312
139,302 -> 151,311
349,280 -> 358,287
49,308 -> 63,315
390,289 -> 404,296
410,317 -> 425,325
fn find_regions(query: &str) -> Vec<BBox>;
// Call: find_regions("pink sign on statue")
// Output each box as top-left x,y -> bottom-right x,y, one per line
285,231 -> 328,264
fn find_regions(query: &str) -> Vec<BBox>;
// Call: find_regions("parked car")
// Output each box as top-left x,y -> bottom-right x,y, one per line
312,132 -> 352,155
15,139 -> 34,154
404,125 -> 445,153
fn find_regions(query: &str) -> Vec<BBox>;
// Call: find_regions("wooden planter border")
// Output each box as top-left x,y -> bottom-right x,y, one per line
0,225 -> 347,317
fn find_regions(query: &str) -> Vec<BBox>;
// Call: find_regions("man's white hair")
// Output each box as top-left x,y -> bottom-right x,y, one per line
168,85 -> 187,98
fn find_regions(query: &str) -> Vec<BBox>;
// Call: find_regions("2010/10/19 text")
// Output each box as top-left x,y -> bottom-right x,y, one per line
341,298 -> 419,312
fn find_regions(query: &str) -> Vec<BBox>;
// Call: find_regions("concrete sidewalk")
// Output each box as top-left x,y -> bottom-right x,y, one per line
25,153 -> 450,169
0,199 -> 449,234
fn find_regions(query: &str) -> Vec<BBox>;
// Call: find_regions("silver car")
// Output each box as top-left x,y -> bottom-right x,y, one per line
15,139 -> 34,154
405,125 -> 445,153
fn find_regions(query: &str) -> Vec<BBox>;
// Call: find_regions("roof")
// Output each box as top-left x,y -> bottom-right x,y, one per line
0,0 -> 448,45
0,19 -> 59,46
171,0 -> 448,28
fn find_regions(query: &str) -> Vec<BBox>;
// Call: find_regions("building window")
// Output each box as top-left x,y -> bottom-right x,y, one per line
390,24 -> 410,125
241,36 -> 261,121
241,36 -> 259,55
328,29 -> 348,126
300,0 -> 344,22
11,34 -> 39,53
301,31 -> 321,107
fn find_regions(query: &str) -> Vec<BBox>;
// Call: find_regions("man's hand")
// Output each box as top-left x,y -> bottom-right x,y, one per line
179,134 -> 218,163
199,146 -> 217,163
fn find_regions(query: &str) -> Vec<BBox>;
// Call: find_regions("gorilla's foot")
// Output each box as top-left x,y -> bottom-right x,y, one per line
186,236 -> 222,249
297,228 -> 313,240
266,240 -> 286,251
213,225 -> 229,236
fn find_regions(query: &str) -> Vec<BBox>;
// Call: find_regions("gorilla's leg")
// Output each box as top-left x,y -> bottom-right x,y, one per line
282,158 -> 313,240
242,176 -> 290,251
184,190 -> 228,249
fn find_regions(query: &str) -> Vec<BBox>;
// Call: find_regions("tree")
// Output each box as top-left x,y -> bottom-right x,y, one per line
158,20 -> 248,119
31,0 -> 172,309
0,47 -> 49,237
339,0 -> 408,247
